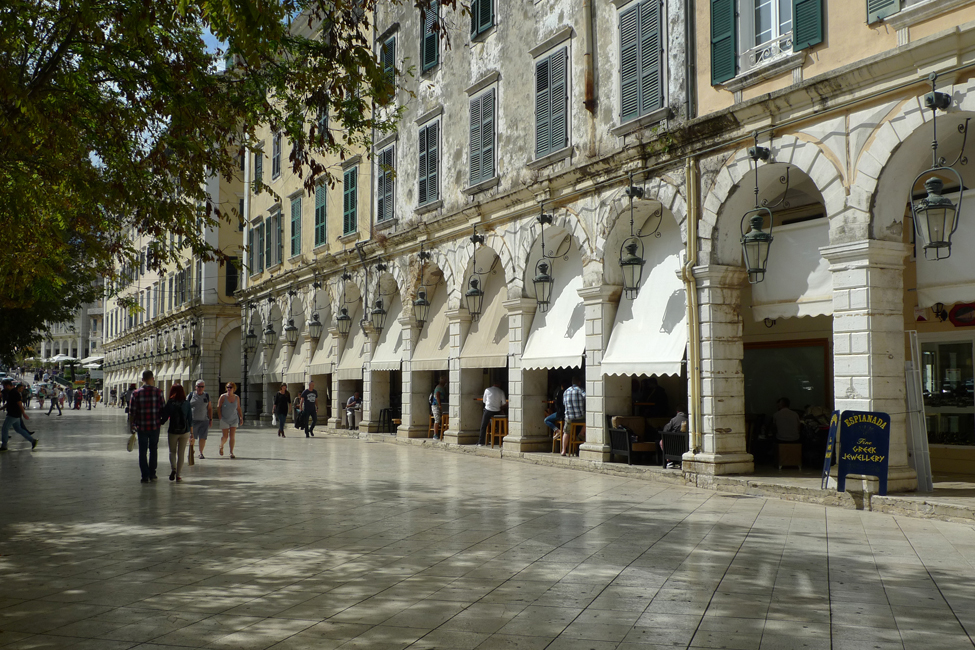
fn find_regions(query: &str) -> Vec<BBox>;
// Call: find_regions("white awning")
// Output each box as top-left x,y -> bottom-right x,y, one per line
917,190 -> 975,306
602,222 -> 687,378
411,284 -> 450,371
336,305 -> 367,380
285,338 -> 308,383
522,273 -> 585,370
265,340 -> 287,383
460,275 -> 508,369
79,355 -> 104,364
308,324 -> 335,376
751,218 -> 833,321
371,294 -> 405,371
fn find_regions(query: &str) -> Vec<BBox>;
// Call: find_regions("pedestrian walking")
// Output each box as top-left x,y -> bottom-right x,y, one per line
274,384 -> 290,437
217,382 -> 242,458
300,380 -> 319,437
46,387 -> 62,416
128,370 -> 165,483
160,384 -> 192,482
86,388 -> 93,410
1,380 -> 37,452
188,380 -> 212,460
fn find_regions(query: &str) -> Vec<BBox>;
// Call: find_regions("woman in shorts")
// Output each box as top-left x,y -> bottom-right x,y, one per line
217,382 -> 243,459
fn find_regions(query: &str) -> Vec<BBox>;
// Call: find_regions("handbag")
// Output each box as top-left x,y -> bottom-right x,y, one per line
272,413 -> 278,426
126,433 -> 136,452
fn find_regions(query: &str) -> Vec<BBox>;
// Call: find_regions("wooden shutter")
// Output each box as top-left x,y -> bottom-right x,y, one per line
344,168 -> 357,235
480,89 -> 495,181
248,228 -> 254,273
418,127 -> 428,204
378,147 -> 394,221
639,0 -> 662,114
469,96 -> 482,185
426,122 -> 438,201
620,5 -> 640,121
535,57 -> 551,158
550,49 -> 567,153
382,36 -> 395,83
384,147 -> 395,220
793,0 -> 823,51
258,223 -> 265,271
315,184 -> 326,246
471,0 -> 492,36
291,198 -> 301,256
867,0 -> 899,23
422,2 -> 439,71
710,0 -> 736,85
254,149 -> 263,188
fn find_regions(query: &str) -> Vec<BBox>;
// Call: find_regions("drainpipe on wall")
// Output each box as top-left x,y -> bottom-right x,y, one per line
583,0 -> 598,158
682,157 -> 703,453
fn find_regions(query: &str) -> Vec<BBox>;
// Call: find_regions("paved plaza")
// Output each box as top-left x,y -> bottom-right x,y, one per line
2,407 -> 975,649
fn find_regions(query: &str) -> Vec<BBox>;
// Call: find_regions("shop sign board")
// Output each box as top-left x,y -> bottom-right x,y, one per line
836,410 -> 891,496
821,410 -> 840,489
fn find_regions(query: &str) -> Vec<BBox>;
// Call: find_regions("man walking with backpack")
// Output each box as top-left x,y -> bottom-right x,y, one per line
188,380 -> 212,461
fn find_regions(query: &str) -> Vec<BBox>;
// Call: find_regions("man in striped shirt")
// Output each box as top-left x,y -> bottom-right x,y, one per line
128,370 -> 165,483
561,376 -> 586,456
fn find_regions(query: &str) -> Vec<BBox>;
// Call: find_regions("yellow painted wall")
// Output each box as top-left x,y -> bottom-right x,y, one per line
930,445 -> 975,476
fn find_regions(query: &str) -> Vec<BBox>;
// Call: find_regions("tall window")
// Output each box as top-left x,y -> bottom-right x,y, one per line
421,1 -> 439,71
272,133 -> 282,178
248,227 -> 255,274
418,122 -> 439,205
377,146 -> 395,221
254,146 -> 263,191
619,0 -> 663,123
168,275 -> 174,310
535,49 -> 568,158
754,0 -> 791,46
257,221 -> 265,272
470,0 -> 493,36
290,197 -> 302,257
314,184 -> 327,247
226,257 -> 239,296
469,89 -> 495,186
381,36 -> 396,86
343,167 -> 358,235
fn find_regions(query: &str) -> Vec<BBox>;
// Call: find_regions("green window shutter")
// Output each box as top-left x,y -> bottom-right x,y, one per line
258,223 -> 265,271
422,2 -> 439,71
867,0 -> 899,23
535,57 -> 551,158
472,0 -> 492,36
426,122 -> 438,201
254,148 -> 263,191
639,0 -> 663,114
710,0 -> 737,85
480,89 -> 495,181
793,0 -> 823,51
469,96 -> 482,185
470,0 -> 478,35
619,5 -> 640,122
343,167 -> 357,235
418,126 -> 429,205
291,198 -> 301,257
314,184 -> 326,247
248,228 -> 254,273
382,36 -> 396,84
550,49 -> 567,153
378,147 -> 394,221
272,133 -> 281,177
384,147 -> 395,220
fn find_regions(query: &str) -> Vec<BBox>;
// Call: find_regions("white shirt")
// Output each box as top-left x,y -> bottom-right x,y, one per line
483,386 -> 506,412
773,407 -> 802,442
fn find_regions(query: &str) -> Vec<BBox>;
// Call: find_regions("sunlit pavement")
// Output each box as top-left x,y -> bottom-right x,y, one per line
2,407 -> 975,650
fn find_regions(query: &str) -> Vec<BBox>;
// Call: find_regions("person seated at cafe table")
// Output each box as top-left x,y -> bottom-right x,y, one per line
477,381 -> 507,446
346,391 -> 363,429
560,376 -> 586,456
545,379 -> 568,440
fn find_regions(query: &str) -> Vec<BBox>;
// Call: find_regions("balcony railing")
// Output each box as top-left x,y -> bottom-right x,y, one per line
739,31 -> 794,76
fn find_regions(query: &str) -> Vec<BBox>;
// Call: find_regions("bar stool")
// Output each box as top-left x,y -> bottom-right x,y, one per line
378,408 -> 392,433
427,413 -> 449,438
566,421 -> 585,456
551,420 -> 564,453
489,417 -> 508,448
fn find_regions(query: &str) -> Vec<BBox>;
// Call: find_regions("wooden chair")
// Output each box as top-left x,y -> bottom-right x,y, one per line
550,420 -> 564,452
777,442 -> 802,470
608,427 -> 660,465
488,417 -> 508,448
565,421 -> 585,456
661,430 -> 689,468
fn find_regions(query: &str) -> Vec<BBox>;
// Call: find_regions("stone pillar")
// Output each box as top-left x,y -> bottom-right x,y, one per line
446,308 -> 477,444
502,298 -> 550,451
328,326 -> 346,429
398,313 -> 430,438
578,285 -> 623,461
360,323 -> 382,433
681,265 -> 754,478
821,240 -> 917,492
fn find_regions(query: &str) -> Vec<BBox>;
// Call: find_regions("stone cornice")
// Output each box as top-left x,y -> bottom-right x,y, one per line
820,240 -> 912,268
578,284 -> 622,303
691,264 -> 748,287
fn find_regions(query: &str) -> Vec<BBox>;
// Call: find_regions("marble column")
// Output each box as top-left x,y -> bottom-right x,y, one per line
578,285 -> 623,462
681,265 -> 754,479
502,298 -> 550,452
398,313 -> 430,438
328,326 -> 346,429
821,240 -> 917,492
446,307 -> 477,445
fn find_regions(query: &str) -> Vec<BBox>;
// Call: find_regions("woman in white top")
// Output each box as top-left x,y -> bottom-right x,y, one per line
217,382 -> 243,459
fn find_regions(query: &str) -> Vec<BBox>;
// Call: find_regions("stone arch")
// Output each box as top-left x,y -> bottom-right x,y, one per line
329,272 -> 364,316
452,226 -> 517,300
597,173 -> 688,259
213,319 -> 241,352
702,135 -> 846,265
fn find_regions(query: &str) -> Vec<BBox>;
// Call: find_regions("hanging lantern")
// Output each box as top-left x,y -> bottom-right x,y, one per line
244,327 -> 258,354
263,323 -> 276,347
532,260 -> 554,312
740,210 -> 773,284
370,299 -> 388,331
336,307 -> 352,336
465,277 -> 484,321
307,313 -> 324,339
912,176 -> 961,261
619,239 -> 645,300
284,318 -> 299,345
413,289 -> 431,327
190,340 -> 200,357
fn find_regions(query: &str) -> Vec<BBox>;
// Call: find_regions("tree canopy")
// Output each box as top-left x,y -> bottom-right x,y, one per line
0,0 -> 450,362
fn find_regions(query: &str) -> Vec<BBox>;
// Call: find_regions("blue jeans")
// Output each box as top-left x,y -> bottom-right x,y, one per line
545,412 -> 563,433
2,415 -> 35,447
137,429 -> 160,479
47,399 -> 61,415
304,410 -> 317,436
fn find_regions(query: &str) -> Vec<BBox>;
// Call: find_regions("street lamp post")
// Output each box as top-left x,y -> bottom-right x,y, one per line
242,303 -> 258,422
